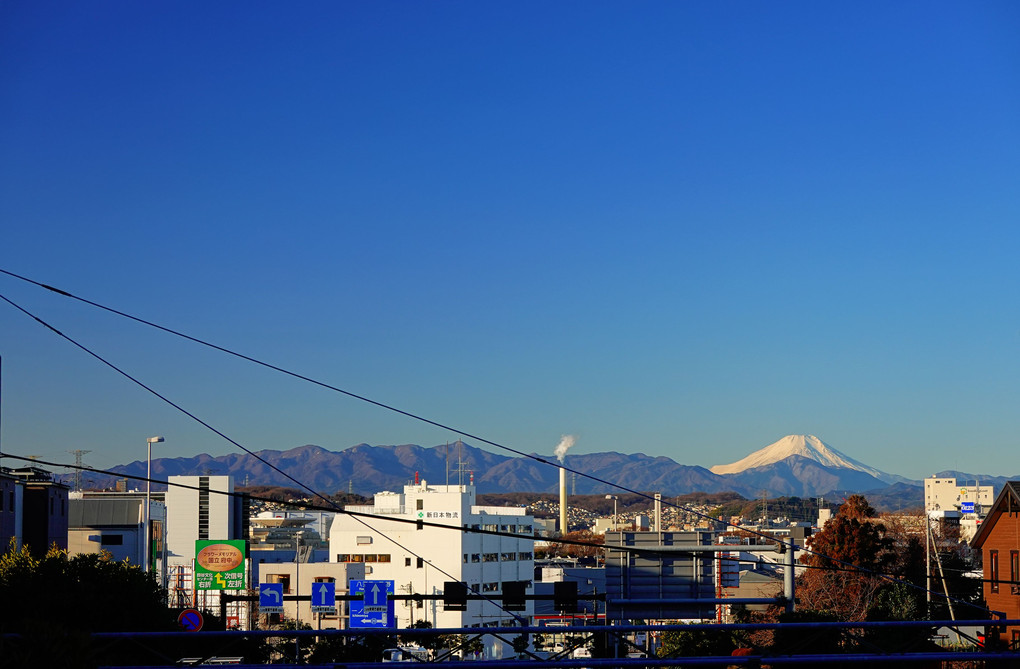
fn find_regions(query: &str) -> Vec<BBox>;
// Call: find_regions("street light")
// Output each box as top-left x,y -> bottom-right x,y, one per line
605,494 -> 621,647
605,495 -> 618,531
145,436 -> 164,574
295,531 -> 306,625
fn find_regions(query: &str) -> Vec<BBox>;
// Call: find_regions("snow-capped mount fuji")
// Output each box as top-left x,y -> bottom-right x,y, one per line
711,434 -> 900,485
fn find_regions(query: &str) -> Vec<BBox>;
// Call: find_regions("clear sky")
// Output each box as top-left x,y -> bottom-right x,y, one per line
1,2 -> 1018,481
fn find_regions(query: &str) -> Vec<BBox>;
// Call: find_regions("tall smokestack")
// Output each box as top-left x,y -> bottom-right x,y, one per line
559,467 -> 567,535
554,435 -> 576,536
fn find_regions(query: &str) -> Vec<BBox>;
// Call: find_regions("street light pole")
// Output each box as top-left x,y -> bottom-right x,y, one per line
145,436 -> 164,574
604,493 -> 620,660
295,531 -> 304,626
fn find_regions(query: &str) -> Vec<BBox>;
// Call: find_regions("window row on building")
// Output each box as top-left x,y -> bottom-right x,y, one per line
477,580 -> 533,593
462,551 -> 533,563
466,523 -> 533,534
335,553 -> 392,563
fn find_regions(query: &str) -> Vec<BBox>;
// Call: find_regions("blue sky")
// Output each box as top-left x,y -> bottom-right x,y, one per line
1,2 -> 1018,482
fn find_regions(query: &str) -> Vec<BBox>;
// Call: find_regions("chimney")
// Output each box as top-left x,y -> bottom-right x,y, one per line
559,467 -> 568,535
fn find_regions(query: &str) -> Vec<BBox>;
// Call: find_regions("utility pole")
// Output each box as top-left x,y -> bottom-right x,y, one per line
925,512 -> 931,616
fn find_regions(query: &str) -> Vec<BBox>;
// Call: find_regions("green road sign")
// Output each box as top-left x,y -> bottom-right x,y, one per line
195,540 -> 247,590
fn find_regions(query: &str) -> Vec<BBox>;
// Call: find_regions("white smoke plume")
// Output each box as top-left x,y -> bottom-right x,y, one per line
554,434 -> 577,463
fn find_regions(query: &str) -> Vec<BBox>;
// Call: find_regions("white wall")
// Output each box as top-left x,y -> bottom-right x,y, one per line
166,475 -> 237,563
255,561 -> 365,629
329,482 -> 535,631
924,477 -> 994,514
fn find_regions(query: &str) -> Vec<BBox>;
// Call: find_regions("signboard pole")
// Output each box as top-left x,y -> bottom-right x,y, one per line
247,558 -> 253,631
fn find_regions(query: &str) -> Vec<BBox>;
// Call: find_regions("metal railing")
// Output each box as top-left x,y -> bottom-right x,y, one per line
42,618 -> 1019,668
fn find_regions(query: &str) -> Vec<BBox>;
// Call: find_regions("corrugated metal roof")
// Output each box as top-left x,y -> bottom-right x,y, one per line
69,498 -> 143,527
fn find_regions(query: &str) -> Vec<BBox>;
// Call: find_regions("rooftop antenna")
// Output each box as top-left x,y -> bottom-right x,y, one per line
453,439 -> 469,487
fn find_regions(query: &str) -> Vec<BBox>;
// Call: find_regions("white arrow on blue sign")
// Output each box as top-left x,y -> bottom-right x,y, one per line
365,582 -> 388,612
311,581 -> 336,613
349,579 -> 395,628
259,582 -> 285,614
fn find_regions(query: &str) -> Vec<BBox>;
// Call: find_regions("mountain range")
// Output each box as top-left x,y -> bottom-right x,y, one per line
86,434 -> 1016,511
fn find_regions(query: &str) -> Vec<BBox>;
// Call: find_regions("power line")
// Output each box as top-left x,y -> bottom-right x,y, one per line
0,271 -> 986,615
0,267 -> 770,535
0,267 -> 834,564
1,450 -> 993,616
0,291 -> 528,623
0,450 -> 532,624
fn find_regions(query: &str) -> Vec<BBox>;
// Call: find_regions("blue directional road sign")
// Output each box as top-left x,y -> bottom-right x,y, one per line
349,579 -> 395,628
259,582 -> 284,614
311,580 -> 336,614
961,501 -> 975,513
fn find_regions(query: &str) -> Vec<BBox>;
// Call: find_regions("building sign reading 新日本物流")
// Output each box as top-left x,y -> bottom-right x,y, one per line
194,540 -> 247,590
419,511 -> 460,519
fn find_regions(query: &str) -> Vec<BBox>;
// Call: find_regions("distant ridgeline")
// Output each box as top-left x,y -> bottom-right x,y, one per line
76,436 -> 1013,513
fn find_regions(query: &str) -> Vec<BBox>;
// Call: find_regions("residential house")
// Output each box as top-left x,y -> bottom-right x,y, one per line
970,481 -> 1020,648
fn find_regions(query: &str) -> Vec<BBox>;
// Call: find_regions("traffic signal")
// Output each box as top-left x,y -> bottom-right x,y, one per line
554,581 -> 578,613
443,581 -> 467,611
502,581 -> 527,611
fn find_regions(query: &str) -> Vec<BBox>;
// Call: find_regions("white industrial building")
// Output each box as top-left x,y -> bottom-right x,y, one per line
924,476 -> 994,515
924,476 -> 995,542
329,481 -> 535,630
